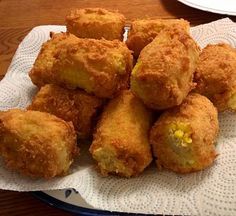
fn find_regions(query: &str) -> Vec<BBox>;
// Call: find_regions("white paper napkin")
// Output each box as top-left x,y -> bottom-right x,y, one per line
0,19 -> 236,215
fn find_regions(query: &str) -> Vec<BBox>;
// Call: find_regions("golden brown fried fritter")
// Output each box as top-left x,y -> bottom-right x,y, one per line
66,8 -> 125,40
29,34 -> 133,98
29,32 -> 79,87
194,43 -> 236,112
0,109 -> 78,179
126,18 -> 190,58
131,27 -> 200,110
150,93 -> 219,174
28,84 -> 103,139
90,90 -> 153,177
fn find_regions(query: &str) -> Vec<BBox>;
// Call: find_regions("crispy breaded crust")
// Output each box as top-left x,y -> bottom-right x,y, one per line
51,38 -> 133,98
29,33 -> 133,98
131,27 -> 200,110
150,93 -> 219,173
194,43 -> 236,112
0,109 -> 78,179
28,84 -> 103,139
29,32 -> 79,87
90,90 -> 153,177
66,8 -> 125,40
126,18 -> 190,58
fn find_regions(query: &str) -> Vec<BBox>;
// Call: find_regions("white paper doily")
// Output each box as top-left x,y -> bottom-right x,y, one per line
0,19 -> 236,215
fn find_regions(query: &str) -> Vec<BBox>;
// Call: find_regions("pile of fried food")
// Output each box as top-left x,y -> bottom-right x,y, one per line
0,8 -> 236,179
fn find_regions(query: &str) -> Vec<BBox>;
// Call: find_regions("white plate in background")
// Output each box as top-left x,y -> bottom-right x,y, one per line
178,0 -> 236,16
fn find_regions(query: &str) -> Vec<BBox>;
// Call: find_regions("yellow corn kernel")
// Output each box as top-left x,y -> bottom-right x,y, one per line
169,122 -> 192,147
174,130 -> 184,139
183,136 -> 192,144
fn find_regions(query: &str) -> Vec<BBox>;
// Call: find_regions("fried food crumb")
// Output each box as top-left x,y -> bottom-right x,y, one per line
66,8 -> 125,40
90,90 -> 153,177
150,93 -> 219,173
0,109 -> 78,179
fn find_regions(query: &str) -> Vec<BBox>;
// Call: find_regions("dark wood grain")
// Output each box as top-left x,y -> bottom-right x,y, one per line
0,0 -> 235,215
0,27 -> 31,77
0,190 -> 71,215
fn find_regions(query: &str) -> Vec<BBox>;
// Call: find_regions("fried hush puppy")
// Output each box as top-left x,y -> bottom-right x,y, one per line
29,32 -> 79,87
90,90 -> 153,177
29,34 -> 133,98
126,18 -> 190,58
194,43 -> 236,112
131,27 -> 200,110
0,109 -> 78,179
28,84 -> 103,139
150,93 -> 219,174
66,8 -> 125,40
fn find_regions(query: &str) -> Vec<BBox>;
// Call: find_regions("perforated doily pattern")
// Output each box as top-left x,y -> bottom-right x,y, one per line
0,19 -> 236,215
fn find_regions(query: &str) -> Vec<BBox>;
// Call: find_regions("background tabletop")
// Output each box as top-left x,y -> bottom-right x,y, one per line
0,0 -> 235,215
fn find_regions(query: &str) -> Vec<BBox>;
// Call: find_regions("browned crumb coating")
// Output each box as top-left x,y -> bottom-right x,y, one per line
29,32 -> 133,98
27,84 -> 104,139
131,27 -> 200,110
90,90 -> 153,177
150,93 -> 219,174
66,8 -> 125,40
126,18 -> 190,58
0,109 -> 78,179
29,32 -> 79,88
194,43 -> 236,112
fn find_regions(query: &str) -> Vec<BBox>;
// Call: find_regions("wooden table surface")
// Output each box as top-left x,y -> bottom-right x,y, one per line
0,0 -> 235,215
